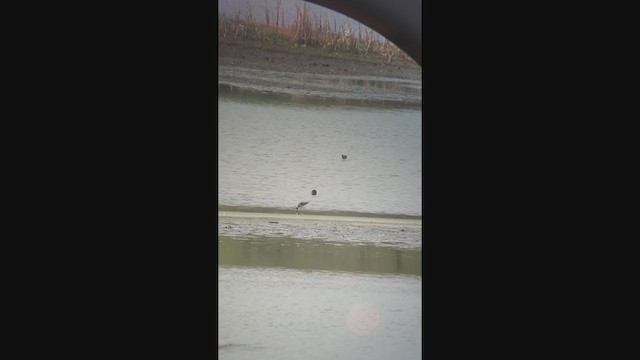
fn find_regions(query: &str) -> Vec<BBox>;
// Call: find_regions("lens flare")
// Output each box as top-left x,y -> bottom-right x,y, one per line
345,302 -> 380,335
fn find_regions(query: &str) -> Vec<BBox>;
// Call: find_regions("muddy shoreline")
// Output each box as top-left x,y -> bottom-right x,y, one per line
218,41 -> 422,81
218,211 -> 422,227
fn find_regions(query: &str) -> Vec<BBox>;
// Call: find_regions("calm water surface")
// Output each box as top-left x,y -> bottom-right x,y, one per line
219,66 -> 422,360
218,72 -> 421,216
219,266 -> 421,360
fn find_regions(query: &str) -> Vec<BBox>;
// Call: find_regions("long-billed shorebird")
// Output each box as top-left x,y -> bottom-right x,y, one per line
296,201 -> 310,215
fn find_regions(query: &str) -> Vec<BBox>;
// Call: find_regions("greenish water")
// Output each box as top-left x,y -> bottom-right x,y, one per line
219,236 -> 421,276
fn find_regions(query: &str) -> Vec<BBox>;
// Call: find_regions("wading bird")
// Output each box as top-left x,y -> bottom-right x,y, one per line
296,201 -> 310,215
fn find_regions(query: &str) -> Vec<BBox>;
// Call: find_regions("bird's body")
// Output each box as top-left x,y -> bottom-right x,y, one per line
296,201 -> 310,215
342,154 -> 347,160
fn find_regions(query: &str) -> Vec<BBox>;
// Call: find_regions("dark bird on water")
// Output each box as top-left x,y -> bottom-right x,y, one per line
311,189 -> 317,195
296,201 -> 310,215
342,155 -> 347,159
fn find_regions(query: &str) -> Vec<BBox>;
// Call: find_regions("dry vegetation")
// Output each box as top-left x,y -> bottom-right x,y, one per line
218,0 -> 412,63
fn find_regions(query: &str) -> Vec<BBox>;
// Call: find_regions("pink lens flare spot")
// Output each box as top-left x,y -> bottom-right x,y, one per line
345,303 -> 380,335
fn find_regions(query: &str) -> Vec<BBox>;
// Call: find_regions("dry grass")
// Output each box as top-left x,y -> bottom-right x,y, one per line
218,0 -> 413,63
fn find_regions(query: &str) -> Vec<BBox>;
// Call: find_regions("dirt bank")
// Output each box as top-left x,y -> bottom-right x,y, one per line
218,41 -> 422,81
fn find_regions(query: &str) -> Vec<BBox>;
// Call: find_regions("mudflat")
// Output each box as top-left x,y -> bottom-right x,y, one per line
219,211 -> 422,227
218,41 -> 422,80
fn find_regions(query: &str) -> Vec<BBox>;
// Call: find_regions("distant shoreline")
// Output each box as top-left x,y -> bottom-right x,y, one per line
219,211 -> 422,227
218,41 -> 422,81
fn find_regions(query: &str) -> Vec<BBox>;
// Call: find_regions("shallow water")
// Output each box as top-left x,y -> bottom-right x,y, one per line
218,266 -> 421,360
218,75 -> 421,216
218,66 -> 422,359
219,214 -> 421,250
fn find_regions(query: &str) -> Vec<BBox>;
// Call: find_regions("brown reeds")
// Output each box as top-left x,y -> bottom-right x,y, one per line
218,0 -> 413,63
